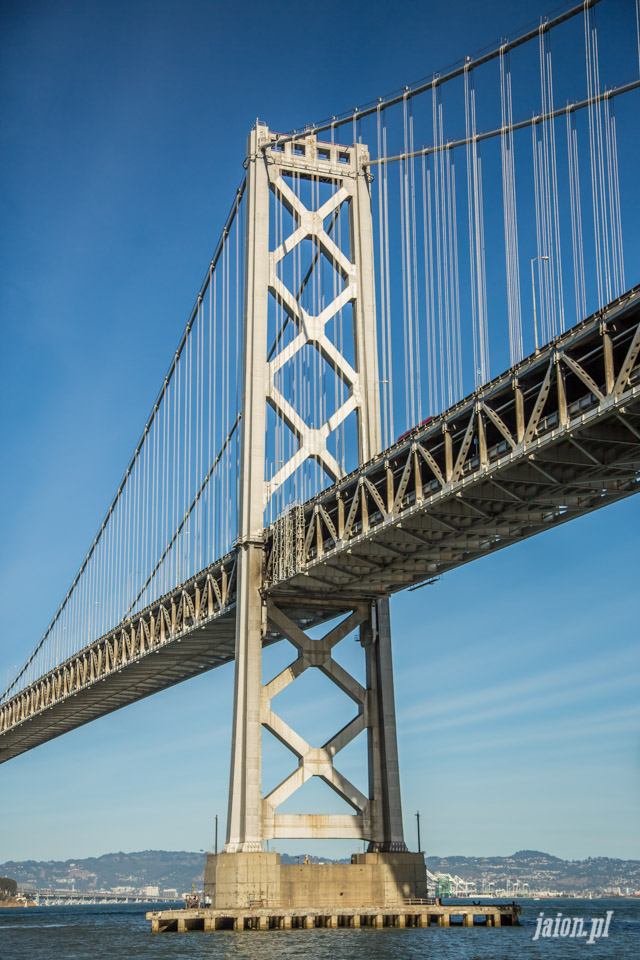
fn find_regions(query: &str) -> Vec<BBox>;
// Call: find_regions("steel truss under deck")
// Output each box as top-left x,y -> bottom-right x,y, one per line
1,284 -> 639,763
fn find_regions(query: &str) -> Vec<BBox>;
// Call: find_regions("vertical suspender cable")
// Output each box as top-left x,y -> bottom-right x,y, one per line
400,93 -> 413,430
567,108 -> 587,323
465,63 -> 489,385
604,96 -> 624,297
432,82 -> 445,410
383,115 -> 394,442
500,46 -> 523,365
609,100 -> 624,294
409,99 -> 422,422
543,27 -> 565,333
449,147 -> 462,401
422,153 -> 436,416
465,63 -> 480,387
376,104 -> 388,448
235,201 -> 241,533
539,25 -> 553,340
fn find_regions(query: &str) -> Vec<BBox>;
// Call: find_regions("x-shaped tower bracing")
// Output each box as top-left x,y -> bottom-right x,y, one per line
262,605 -> 372,840
266,175 -> 362,495
262,131 -> 380,505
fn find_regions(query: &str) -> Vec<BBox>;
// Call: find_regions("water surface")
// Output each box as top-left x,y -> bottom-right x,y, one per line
1,897 -> 636,959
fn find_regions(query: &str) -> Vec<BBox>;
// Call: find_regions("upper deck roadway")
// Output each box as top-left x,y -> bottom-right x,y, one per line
2,286 -> 639,762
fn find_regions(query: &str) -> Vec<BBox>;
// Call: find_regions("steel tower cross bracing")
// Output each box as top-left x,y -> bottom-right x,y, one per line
225,124 -> 407,854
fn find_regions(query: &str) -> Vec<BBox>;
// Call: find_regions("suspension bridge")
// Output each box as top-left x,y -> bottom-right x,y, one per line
1,0 -> 639,909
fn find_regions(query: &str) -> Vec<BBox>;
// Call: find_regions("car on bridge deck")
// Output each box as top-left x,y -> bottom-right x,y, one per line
397,416 -> 433,443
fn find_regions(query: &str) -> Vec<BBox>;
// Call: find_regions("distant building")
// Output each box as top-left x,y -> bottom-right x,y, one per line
162,888 -> 178,899
142,885 -> 159,898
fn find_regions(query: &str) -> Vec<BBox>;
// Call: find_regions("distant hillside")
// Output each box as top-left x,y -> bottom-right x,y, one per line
0,851 -> 205,894
0,849 -> 345,894
1,849 -> 638,895
428,851 -> 640,893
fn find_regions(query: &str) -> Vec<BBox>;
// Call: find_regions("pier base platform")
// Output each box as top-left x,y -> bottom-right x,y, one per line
147,901 -> 521,932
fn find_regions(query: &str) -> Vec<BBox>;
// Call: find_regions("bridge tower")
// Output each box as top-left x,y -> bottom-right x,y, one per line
205,124 -> 425,907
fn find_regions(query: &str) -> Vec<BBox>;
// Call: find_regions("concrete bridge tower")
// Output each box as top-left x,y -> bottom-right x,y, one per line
204,123 -> 425,907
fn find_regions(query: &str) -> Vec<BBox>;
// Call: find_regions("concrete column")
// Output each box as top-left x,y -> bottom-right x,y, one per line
351,137 -> 408,855
602,327 -> 615,393
397,914 -> 406,928
224,122 -> 271,854
514,380 -> 525,443
224,541 -> 265,851
329,915 -> 338,928
283,916 -> 292,929
203,917 -> 214,931
151,918 -> 159,933
304,915 -> 314,929
352,914 -> 360,928
177,918 -> 186,932
494,912 -> 501,927
365,599 -> 407,850
374,914 -> 383,928
258,916 -> 268,930
439,914 -> 450,927
464,912 -> 474,927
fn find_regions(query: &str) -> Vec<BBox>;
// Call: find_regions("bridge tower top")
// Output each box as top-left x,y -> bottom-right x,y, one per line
239,122 -> 381,544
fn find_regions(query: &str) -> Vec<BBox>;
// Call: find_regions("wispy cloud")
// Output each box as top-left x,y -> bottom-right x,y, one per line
399,647 -> 639,727
404,702 -> 640,758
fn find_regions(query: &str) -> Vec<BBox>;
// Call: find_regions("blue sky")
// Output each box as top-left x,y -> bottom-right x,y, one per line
1,0 -> 638,865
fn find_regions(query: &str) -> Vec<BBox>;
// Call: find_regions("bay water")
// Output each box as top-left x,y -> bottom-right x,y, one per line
1,897 -> 637,959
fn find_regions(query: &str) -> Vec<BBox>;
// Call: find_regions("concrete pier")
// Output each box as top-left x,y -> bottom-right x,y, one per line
147,901 -> 521,932
204,851 -> 427,908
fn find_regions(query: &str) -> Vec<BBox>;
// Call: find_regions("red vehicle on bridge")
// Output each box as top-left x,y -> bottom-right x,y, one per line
396,416 -> 432,443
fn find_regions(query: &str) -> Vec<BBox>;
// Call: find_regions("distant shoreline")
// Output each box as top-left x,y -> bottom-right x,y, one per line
2,895 -> 638,908
3,849 -> 638,900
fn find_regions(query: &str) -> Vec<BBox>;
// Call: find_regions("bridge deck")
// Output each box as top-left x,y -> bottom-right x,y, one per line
1,287 -> 639,762
271,286 -> 640,605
